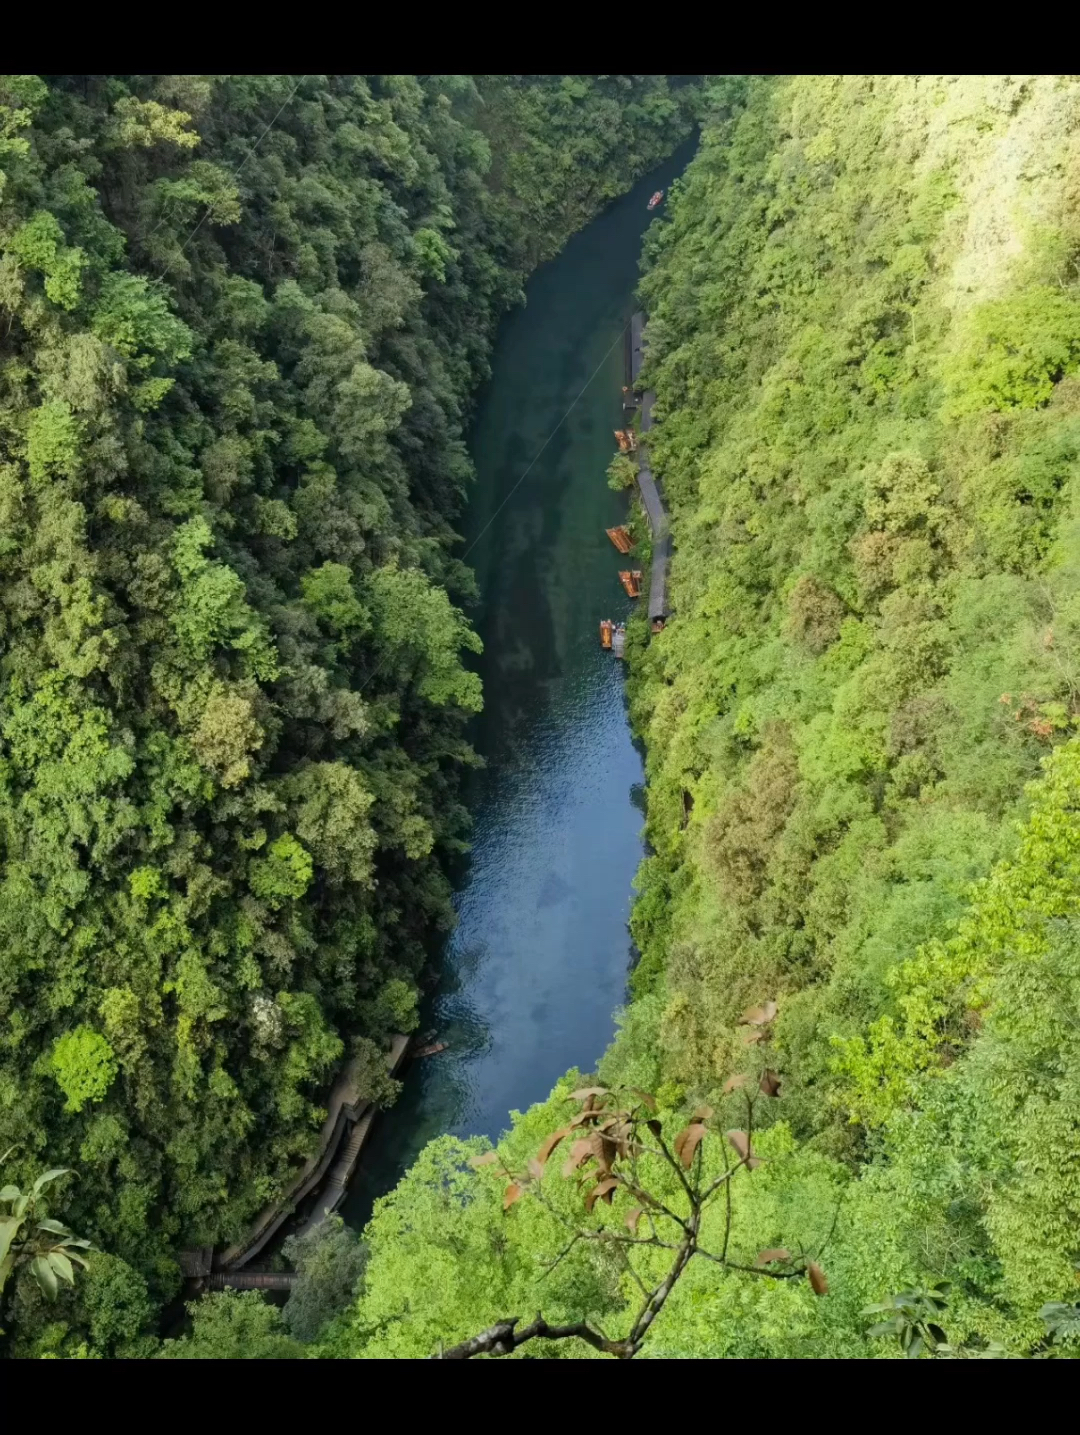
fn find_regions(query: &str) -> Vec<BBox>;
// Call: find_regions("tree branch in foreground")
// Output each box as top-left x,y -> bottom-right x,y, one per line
432,1001 -> 837,1359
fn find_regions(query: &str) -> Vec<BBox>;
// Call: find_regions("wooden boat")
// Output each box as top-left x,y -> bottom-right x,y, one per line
614,428 -> 637,454
606,526 -> 634,554
414,1041 -> 448,1058
647,190 -> 664,212
619,570 -> 643,598
600,619 -> 613,650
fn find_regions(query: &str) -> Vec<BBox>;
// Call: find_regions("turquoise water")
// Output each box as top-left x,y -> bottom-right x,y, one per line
341,140 -> 695,1228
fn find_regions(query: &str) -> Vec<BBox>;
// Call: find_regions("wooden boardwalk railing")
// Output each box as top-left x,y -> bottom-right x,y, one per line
629,313 -> 670,630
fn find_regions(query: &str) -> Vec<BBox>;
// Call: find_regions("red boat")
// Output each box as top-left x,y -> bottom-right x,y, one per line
647,190 -> 664,211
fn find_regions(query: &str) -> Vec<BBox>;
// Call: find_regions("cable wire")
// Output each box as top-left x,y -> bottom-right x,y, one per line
460,315 -> 632,562
152,75 -> 308,286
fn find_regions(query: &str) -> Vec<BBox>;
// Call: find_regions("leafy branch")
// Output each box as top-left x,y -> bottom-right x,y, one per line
0,1153 -> 93,1328
433,1000 -> 832,1359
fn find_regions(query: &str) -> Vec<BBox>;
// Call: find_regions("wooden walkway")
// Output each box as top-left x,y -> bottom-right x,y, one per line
628,314 -> 671,629
218,1033 -> 410,1270
207,1270 -> 299,1292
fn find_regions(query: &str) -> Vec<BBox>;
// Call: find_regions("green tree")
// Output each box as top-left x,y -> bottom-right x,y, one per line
158,1291 -> 305,1360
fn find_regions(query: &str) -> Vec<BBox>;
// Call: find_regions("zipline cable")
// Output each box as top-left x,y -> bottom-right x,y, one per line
460,315 -> 633,562
152,76 -> 308,286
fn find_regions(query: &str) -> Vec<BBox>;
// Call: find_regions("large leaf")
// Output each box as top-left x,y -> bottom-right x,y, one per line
584,1177 -> 619,1214
36,1218 -> 72,1236
673,1123 -> 706,1168
625,1206 -> 643,1235
722,1074 -> 747,1094
47,1250 -> 75,1285
503,1183 -> 523,1211
561,1138 -> 593,1178
807,1262 -> 828,1296
726,1130 -> 761,1167
756,1248 -> 790,1265
468,1150 -> 500,1168
0,1214 -> 21,1270
536,1127 -> 570,1166
568,1087 -> 608,1102
31,1253 -> 58,1300
759,1070 -> 782,1098
867,1318 -> 904,1337
31,1168 -> 72,1198
589,1130 -> 618,1174
0,1185 -> 20,1203
568,1108 -> 602,1129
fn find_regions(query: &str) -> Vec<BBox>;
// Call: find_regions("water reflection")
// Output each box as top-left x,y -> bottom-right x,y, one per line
342,139 -> 697,1229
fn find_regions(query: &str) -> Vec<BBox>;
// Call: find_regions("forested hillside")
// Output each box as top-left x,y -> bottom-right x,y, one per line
329,76 -> 1080,1360
0,73 -> 691,1354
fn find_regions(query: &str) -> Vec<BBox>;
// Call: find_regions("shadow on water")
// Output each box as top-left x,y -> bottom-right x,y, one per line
342,137 -> 697,1231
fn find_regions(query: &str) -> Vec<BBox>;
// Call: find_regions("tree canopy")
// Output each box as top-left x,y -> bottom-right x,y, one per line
331,75 -> 1080,1361
0,73 -> 692,1356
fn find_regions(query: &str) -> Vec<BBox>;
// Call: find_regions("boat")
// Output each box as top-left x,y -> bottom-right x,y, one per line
600,618 -> 613,650
619,570 -> 643,599
414,1041 -> 448,1058
612,623 -> 627,659
614,428 -> 637,453
647,190 -> 664,212
605,526 -> 634,554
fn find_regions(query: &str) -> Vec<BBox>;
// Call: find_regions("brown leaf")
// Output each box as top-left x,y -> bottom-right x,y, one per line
807,1261 -> 828,1296
739,1000 -> 778,1026
561,1138 -> 593,1178
527,1158 -> 544,1181
726,1129 -> 761,1168
584,1177 -> 619,1214
723,1074 -> 748,1094
742,1029 -> 766,1046
568,1108 -> 601,1129
631,1088 -> 658,1112
568,1087 -> 609,1102
590,1130 -> 618,1174
646,1118 -> 663,1138
536,1127 -> 570,1166
469,1150 -> 500,1168
673,1122 -> 707,1168
503,1183 -> 523,1211
692,1104 -> 714,1121
759,1070 -> 782,1098
625,1206 -> 644,1235
756,1248 -> 791,1266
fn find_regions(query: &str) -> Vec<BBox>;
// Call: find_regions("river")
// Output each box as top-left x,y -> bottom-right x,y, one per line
341,140 -> 695,1231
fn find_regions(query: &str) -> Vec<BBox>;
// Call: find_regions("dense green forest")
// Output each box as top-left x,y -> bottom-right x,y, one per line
0,73 -> 692,1355
10,72 -> 1080,1362
309,74 -> 1080,1360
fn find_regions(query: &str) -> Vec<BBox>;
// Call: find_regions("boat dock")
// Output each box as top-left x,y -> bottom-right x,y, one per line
629,311 -> 671,633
